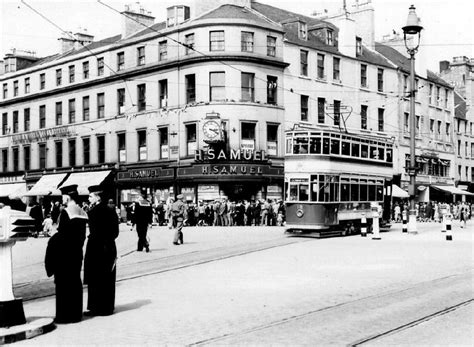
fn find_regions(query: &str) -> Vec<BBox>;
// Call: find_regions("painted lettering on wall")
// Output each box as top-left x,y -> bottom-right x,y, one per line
201,165 -> 263,175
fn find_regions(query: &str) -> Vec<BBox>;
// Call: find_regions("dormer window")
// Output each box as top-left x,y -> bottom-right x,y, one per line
327,29 -> 334,46
356,37 -> 362,56
298,21 -> 307,40
167,6 -> 190,27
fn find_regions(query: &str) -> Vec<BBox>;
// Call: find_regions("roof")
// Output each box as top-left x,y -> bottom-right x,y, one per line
375,42 -> 453,87
454,91 -> 466,119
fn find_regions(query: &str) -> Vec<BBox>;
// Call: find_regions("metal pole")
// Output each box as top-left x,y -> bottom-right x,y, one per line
408,51 -> 418,234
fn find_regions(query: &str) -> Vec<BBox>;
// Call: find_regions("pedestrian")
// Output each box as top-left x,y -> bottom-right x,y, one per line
172,194 -> 186,245
84,185 -> 119,316
459,202 -> 467,228
44,184 -> 88,324
29,199 -> 43,238
134,192 -> 153,252
51,201 -> 61,225
42,214 -> 54,237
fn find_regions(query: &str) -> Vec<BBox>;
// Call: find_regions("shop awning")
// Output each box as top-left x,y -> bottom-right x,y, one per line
58,170 -> 112,195
392,184 -> 409,198
432,185 -> 474,196
24,173 -> 68,196
0,183 -> 27,198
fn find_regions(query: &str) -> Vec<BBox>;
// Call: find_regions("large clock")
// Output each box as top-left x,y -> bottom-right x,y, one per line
203,120 -> 221,140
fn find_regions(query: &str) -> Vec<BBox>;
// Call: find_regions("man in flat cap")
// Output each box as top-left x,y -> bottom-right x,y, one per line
171,194 -> 186,245
45,184 -> 88,324
83,185 -> 119,316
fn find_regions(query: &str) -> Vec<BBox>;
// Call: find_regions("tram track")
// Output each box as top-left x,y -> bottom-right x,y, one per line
188,270 -> 473,346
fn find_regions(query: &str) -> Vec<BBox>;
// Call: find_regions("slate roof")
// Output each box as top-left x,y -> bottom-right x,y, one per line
454,91 -> 466,119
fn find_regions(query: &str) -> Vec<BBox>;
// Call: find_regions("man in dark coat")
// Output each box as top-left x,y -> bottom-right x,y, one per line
29,200 -> 43,237
84,185 -> 119,316
45,184 -> 87,324
134,192 -> 153,252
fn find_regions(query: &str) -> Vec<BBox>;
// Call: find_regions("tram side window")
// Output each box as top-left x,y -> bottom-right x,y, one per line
299,184 -> 309,201
330,139 -> 340,154
378,147 -> 385,161
351,143 -> 360,157
286,138 -> 292,154
370,146 -> 379,159
289,185 -> 298,201
309,137 -> 321,154
360,179 -> 368,201
361,144 -> 368,158
376,184 -> 383,201
323,137 -> 330,154
368,181 -> 376,201
341,141 -> 350,156
350,178 -> 359,201
294,137 -> 309,154
386,148 -> 393,163
330,177 -> 339,201
340,177 -> 350,201
311,182 -> 318,201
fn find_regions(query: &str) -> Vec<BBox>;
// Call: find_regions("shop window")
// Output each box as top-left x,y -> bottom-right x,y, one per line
186,123 -> 197,156
159,127 -> 168,159
118,133 -> 126,162
138,130 -> 147,161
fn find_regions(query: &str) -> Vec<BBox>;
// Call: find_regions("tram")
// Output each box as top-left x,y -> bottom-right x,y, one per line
284,124 -> 393,236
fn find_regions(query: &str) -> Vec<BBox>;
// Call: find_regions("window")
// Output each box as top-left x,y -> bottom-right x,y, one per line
318,98 -> 325,124
83,61 -> 89,79
457,140 -> 461,156
159,41 -> 167,61
97,93 -> 105,118
267,124 -> 279,156
55,102 -> 62,126
298,21 -> 307,40
241,122 -> 256,151
2,113 -> 7,135
56,69 -> 62,86
39,143 -> 46,169
378,108 -> 384,131
24,108 -> 30,131
327,29 -> 334,45
210,31 -> 224,51
446,123 -> 451,137
24,146 -> 30,171
137,46 -> 145,66
39,105 -> 46,128
12,148 -> 18,171
69,139 -> 76,167
333,100 -> 341,126
185,74 -> 196,103
465,141 -> 469,157
13,81 -> 18,96
118,133 -> 126,162
117,88 -> 125,114
40,73 -> 45,89
138,130 -> 147,161
69,65 -> 75,83
186,123 -> 197,156
333,57 -> 340,81
185,33 -> 194,55
1,149 -> 7,172
429,84 -> 433,104
361,64 -> 367,87
83,137 -> 90,165
437,120 -> 442,135
267,76 -> 278,105
436,86 -> 440,106
356,37 -> 362,55
68,99 -> 76,123
241,31 -> 254,52
97,135 -> 105,164
97,57 -> 104,76
267,36 -> 276,57
301,95 -> 309,121
430,119 -> 434,133
404,112 -> 409,132
241,72 -> 254,102
55,141 -> 63,167
444,89 -> 449,108
12,111 -> 18,133
361,105 -> 368,130
159,127 -> 168,159
83,96 -> 90,121
317,53 -> 325,79
159,79 -> 168,108
209,72 -> 225,101
416,115 -> 420,134
137,84 -> 146,111
300,50 -> 308,76
377,68 -> 384,92
2,83 -> 7,98
117,52 -> 124,71
24,77 -> 30,94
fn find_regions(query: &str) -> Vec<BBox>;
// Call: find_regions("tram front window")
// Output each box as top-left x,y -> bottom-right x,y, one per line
310,137 -> 321,154
351,143 -> 360,157
330,139 -> 340,154
386,148 -> 393,163
323,138 -> 330,154
368,182 -> 376,201
360,179 -> 368,201
361,144 -> 368,158
341,141 -> 350,156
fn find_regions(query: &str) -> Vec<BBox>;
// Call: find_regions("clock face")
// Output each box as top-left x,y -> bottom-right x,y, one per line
203,120 -> 220,139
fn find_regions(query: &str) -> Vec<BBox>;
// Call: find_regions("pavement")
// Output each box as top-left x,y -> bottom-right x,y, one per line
4,220 -> 474,345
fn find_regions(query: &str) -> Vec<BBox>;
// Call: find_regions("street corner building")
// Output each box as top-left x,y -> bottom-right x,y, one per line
0,0 -> 473,207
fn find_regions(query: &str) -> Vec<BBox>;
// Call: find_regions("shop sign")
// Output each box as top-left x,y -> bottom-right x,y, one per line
0,175 -> 24,184
117,167 -> 174,181
194,148 -> 267,162
178,164 -> 283,177
11,125 -> 76,145
267,142 -> 277,156
170,146 -> 179,154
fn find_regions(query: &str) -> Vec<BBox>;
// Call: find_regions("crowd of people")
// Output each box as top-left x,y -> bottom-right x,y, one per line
392,201 -> 472,227
127,198 -> 287,228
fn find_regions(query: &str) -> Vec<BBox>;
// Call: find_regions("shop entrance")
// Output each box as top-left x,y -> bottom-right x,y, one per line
220,182 -> 261,202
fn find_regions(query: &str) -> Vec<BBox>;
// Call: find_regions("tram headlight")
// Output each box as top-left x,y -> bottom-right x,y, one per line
296,208 -> 304,218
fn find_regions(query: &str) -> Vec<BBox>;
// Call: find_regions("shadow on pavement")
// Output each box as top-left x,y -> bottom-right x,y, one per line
114,299 -> 152,314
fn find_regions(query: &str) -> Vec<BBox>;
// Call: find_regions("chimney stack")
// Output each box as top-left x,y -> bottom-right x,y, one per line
74,28 -> 94,50
121,2 -> 155,38
439,60 -> 450,73
58,32 -> 75,53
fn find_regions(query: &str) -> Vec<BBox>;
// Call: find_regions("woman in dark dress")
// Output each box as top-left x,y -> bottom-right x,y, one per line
83,185 -> 119,316
45,184 -> 87,324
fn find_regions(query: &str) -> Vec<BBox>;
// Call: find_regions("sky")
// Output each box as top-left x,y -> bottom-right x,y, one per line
1,0 -> 473,72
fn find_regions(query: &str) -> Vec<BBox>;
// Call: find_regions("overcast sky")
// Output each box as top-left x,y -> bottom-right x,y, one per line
1,0 -> 473,72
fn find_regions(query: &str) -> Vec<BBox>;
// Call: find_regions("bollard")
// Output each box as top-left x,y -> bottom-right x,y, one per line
441,214 -> 446,233
446,215 -> 452,241
361,214 -> 367,237
371,203 -> 381,240
402,210 -> 408,233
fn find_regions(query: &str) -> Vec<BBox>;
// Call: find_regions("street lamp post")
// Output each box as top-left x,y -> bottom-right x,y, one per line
402,5 -> 423,234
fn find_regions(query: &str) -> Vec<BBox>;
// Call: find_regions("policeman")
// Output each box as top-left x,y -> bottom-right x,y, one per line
172,194 -> 186,245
